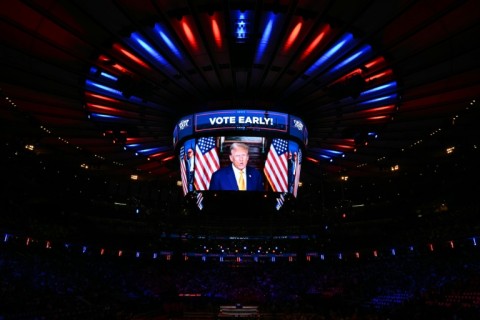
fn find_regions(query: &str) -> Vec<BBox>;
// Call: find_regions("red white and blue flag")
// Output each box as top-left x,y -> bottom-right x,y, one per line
179,145 -> 188,196
194,137 -> 220,190
264,138 -> 288,192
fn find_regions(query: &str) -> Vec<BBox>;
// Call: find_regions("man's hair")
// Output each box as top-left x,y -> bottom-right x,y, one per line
230,142 -> 249,153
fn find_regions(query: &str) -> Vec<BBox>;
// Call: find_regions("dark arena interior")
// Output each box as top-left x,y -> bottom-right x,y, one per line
1,1 -> 480,319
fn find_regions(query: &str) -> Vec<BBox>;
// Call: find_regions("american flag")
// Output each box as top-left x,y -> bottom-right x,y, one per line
179,145 -> 188,195
194,137 -> 220,190
264,138 -> 288,192
196,192 -> 204,210
275,193 -> 286,211
293,149 -> 302,197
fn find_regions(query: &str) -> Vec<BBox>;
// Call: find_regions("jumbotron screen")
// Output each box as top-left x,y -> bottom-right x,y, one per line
173,109 -> 308,212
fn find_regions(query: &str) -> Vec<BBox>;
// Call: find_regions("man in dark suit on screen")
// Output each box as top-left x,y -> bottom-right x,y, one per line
209,142 -> 264,191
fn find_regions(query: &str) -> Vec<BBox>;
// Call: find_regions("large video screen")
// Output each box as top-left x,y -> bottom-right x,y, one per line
179,136 -> 302,197
173,109 -> 307,212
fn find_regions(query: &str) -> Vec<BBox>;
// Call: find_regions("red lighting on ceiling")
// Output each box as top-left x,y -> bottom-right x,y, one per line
360,105 -> 395,114
300,24 -> 330,61
182,20 -> 199,52
162,155 -> 175,162
282,21 -> 302,54
85,103 -> 120,113
366,115 -> 389,121
96,54 -> 128,73
305,157 -> 319,163
147,152 -> 168,159
210,16 -> 223,49
365,56 -> 385,69
125,137 -> 148,144
339,69 -> 363,82
333,144 -> 355,150
85,92 -> 118,103
97,55 -> 110,63
112,43 -> 151,69
366,69 -> 393,82
111,64 -> 128,73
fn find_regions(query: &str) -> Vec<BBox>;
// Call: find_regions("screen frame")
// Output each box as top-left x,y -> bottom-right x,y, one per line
174,109 -> 307,212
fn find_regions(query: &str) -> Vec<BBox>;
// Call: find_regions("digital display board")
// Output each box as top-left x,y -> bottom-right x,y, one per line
173,109 -> 307,148
194,110 -> 288,133
174,109 -> 307,212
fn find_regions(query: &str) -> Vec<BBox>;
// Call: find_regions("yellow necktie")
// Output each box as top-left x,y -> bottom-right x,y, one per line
238,170 -> 245,190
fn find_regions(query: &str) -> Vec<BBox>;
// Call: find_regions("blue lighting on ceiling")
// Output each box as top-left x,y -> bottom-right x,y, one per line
89,67 -> 118,81
254,12 -> 276,63
305,33 -> 355,76
89,66 -> 98,75
327,44 -> 372,75
136,147 -> 164,155
85,78 -> 150,103
90,113 -> 120,120
360,81 -> 397,97
85,80 -> 123,96
314,148 -> 346,161
153,23 -> 182,60
125,143 -> 140,148
321,149 -> 344,156
129,32 -> 177,74
357,94 -> 398,107
131,32 -> 166,63
99,72 -> 117,81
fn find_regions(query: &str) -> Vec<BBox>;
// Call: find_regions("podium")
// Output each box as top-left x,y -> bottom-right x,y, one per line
218,305 -> 259,318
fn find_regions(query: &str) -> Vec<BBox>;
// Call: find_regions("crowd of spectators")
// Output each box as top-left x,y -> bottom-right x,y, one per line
2,236 -> 480,319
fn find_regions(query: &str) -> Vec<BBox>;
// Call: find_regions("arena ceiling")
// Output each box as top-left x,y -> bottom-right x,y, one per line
1,0 -> 479,197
